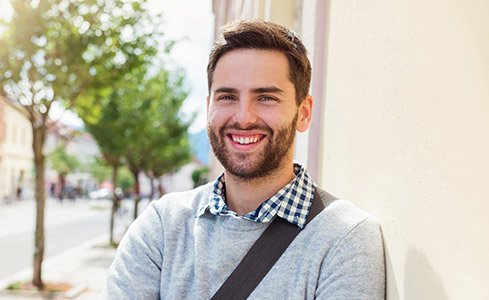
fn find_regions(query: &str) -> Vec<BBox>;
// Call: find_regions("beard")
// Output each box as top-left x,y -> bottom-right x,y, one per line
207,113 -> 298,181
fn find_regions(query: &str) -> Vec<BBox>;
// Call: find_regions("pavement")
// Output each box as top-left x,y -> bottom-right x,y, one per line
0,233 -> 118,299
0,198 -> 149,299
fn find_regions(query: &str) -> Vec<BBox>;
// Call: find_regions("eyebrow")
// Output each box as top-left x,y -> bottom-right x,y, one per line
251,86 -> 284,94
213,86 -> 284,94
213,87 -> 238,94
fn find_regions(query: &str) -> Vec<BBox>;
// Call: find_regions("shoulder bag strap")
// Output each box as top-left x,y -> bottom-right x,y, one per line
211,188 -> 337,300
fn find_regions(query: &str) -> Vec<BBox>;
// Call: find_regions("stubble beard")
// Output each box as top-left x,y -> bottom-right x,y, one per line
207,113 -> 298,181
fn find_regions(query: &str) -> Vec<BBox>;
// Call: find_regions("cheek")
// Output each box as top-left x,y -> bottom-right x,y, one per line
262,112 -> 292,128
207,109 -> 226,129
208,105 -> 234,124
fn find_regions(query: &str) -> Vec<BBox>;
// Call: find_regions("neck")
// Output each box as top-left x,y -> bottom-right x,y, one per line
224,160 -> 295,215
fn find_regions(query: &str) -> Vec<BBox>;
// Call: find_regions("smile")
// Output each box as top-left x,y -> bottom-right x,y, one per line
229,134 -> 265,145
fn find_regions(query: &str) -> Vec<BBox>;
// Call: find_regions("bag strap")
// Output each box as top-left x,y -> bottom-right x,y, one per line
211,188 -> 337,300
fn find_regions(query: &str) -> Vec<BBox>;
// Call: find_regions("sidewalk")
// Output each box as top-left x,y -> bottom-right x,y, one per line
0,231 -> 121,299
0,198 -> 154,299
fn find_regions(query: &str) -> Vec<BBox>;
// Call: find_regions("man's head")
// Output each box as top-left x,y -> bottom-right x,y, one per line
206,20 -> 313,180
207,20 -> 311,105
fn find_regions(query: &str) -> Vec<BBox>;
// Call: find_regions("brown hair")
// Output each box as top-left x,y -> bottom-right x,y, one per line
207,19 -> 312,105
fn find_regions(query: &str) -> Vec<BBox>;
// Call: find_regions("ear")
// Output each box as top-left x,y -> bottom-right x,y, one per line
296,95 -> 313,132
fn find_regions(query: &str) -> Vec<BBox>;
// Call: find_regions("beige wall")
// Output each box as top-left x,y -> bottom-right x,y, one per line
317,0 -> 489,298
208,0 -> 489,297
0,98 -> 33,200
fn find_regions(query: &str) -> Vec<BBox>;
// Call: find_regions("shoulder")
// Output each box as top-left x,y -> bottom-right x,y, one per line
122,183 -> 214,243
151,182 -> 213,215
307,188 -> 382,248
310,191 -> 385,298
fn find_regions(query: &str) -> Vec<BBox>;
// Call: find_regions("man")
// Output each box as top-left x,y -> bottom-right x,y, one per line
104,20 -> 385,299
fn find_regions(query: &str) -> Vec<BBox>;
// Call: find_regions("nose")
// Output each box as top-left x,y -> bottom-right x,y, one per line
233,98 -> 258,128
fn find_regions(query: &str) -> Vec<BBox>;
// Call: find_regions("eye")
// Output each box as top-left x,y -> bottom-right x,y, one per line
217,94 -> 236,101
258,95 -> 276,102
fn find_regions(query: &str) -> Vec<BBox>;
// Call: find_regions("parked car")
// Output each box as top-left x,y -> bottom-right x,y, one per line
88,188 -> 111,200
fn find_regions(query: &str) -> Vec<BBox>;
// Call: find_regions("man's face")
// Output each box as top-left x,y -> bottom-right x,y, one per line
207,49 -> 312,180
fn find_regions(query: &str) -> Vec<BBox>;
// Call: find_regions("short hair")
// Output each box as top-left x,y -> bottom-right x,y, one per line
207,19 -> 312,105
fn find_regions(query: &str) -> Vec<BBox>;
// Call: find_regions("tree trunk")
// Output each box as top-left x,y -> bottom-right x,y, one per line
109,164 -> 119,246
58,173 -> 66,202
158,177 -> 165,198
32,125 -> 46,289
131,169 -> 140,220
149,175 -> 155,200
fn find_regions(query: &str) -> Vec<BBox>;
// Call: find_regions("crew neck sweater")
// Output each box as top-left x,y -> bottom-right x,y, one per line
104,183 -> 385,299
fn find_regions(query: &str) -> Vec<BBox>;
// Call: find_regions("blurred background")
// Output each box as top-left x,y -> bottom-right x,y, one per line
1,0 -> 488,299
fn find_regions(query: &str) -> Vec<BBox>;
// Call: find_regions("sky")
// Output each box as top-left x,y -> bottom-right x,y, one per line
0,0 -> 214,133
147,0 -> 214,133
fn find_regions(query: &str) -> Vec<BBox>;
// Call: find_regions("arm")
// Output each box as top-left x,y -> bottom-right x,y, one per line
316,217 -> 385,299
103,204 -> 164,300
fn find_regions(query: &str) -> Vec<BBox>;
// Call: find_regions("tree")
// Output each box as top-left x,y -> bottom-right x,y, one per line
80,95 -> 127,245
49,143 -> 80,200
85,154 -> 134,246
125,67 -> 191,218
116,166 -> 134,195
86,155 -> 134,193
191,166 -> 210,188
86,156 -> 111,185
120,66 -> 192,219
78,62 -> 192,221
150,70 -> 192,214
0,0 -> 158,288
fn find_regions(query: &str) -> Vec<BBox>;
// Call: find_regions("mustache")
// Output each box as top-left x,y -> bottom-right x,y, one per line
220,123 -> 273,135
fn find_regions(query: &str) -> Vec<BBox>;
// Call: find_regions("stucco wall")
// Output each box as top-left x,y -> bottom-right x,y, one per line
0,101 -> 33,200
318,0 -> 489,298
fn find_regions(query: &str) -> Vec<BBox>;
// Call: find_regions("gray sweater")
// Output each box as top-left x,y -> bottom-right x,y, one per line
104,183 -> 385,299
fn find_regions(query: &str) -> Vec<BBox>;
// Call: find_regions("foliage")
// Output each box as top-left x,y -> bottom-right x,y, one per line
76,62 -> 192,218
49,144 -> 80,176
129,66 -> 192,178
0,0 -> 159,120
86,156 -> 111,184
0,0 -> 161,288
191,166 -> 209,188
117,166 -> 134,192
86,156 -> 133,191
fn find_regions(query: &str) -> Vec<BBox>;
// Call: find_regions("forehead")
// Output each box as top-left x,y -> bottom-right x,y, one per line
211,49 -> 292,91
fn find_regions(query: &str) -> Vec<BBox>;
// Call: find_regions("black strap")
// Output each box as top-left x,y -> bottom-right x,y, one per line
211,188 -> 337,300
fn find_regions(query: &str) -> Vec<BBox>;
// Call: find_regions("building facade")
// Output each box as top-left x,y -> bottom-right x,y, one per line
210,0 -> 489,298
0,95 -> 34,201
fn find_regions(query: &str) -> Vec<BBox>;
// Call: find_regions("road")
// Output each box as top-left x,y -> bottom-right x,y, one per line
0,198 -> 133,279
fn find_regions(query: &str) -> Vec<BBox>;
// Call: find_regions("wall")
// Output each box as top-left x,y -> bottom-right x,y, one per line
0,97 -> 33,200
317,0 -> 489,298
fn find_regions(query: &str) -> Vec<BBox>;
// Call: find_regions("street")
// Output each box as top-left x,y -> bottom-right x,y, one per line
0,198 -> 133,280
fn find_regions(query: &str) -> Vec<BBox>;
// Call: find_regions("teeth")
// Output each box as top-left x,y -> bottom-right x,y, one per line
232,135 -> 260,145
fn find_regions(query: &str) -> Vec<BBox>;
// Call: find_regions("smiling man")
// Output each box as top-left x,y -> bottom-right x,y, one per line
104,20 -> 385,299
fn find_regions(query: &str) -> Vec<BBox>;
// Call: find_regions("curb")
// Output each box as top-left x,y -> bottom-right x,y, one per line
0,231 -> 114,291
0,283 -> 87,299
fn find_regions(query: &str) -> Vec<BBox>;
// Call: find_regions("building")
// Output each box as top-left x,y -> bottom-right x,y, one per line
44,121 -> 100,198
0,95 -> 34,201
210,1 -> 489,298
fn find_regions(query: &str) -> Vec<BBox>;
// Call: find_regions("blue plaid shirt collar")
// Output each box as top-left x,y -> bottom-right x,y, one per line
196,162 -> 316,229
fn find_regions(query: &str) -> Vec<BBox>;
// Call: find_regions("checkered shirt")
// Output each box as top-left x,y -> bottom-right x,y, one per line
196,162 -> 316,229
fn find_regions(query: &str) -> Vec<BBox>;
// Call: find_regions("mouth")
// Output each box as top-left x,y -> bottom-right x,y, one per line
226,133 -> 266,148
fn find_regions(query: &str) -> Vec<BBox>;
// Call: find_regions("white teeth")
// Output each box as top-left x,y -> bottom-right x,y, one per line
232,135 -> 260,145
